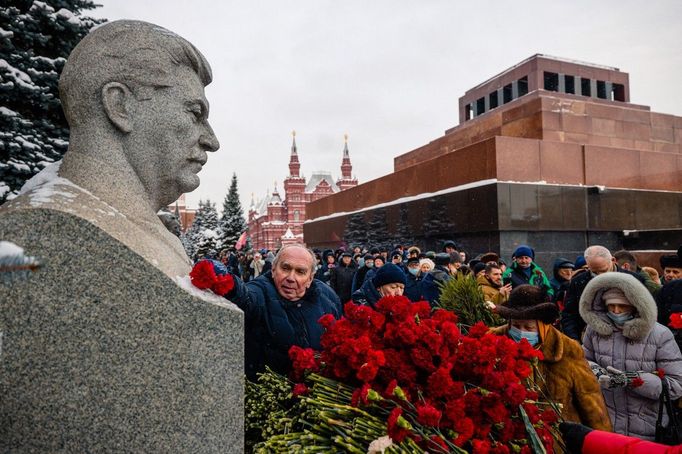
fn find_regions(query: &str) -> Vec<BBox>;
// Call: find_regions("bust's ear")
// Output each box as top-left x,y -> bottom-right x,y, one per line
102,82 -> 134,133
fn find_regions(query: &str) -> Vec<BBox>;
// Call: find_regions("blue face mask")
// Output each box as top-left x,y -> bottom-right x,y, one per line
509,326 -> 539,346
357,259 -> 365,267
607,311 -> 634,326
366,262 -> 374,268
408,267 -> 419,276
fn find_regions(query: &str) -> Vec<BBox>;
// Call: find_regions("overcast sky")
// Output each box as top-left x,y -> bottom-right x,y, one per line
91,0 -> 682,213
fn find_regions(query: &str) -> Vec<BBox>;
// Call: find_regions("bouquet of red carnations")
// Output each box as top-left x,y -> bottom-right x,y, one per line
252,296 -> 562,453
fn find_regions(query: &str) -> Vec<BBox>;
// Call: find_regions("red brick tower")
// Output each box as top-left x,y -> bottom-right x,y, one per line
336,134 -> 358,191
283,130 -> 307,236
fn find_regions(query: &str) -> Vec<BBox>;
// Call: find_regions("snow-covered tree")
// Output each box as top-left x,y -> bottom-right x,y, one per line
395,203 -> 414,247
185,199 -> 220,261
366,208 -> 391,250
343,212 -> 367,248
420,197 -> 455,249
0,1 -> 105,203
218,173 -> 246,250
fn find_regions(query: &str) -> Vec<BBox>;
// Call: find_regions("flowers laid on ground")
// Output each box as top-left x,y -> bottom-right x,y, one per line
248,296 -> 562,453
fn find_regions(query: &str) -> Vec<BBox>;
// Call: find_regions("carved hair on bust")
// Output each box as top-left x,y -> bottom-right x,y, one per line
59,20 -> 212,129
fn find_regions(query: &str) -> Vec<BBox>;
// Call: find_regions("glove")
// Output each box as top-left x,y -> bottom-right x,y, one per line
559,422 -> 592,454
588,361 -> 608,379
190,259 -> 235,297
598,366 -> 642,389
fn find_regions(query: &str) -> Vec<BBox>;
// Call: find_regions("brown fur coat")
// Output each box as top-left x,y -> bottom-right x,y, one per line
492,324 -> 612,431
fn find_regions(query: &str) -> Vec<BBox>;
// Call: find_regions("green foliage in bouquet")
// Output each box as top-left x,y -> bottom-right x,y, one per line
437,274 -> 504,327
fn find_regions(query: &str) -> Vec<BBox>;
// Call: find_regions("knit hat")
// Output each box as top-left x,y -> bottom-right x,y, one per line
574,255 -> 587,269
372,263 -> 407,288
473,262 -> 486,275
434,252 -> 450,267
513,245 -> 534,260
363,253 -> 374,261
497,285 -> 558,324
602,288 -> 631,306
391,250 -> 403,260
419,258 -> 435,271
473,262 -> 486,276
341,252 -> 352,258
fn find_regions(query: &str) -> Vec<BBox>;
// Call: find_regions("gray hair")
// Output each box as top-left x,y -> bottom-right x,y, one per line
272,245 -> 317,274
584,245 -> 612,262
60,20 -> 212,128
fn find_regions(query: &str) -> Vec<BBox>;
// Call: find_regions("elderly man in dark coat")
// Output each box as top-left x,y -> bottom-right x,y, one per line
190,244 -> 342,380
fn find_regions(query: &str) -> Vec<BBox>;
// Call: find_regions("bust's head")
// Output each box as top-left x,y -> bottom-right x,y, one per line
59,20 -> 220,208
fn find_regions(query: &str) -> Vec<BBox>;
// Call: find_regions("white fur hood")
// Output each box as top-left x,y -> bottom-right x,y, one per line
579,272 -> 656,341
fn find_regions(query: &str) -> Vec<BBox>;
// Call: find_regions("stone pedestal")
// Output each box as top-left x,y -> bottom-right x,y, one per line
0,209 -> 244,452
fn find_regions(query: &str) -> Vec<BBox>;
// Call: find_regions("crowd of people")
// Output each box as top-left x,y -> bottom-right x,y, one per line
195,241 -> 682,449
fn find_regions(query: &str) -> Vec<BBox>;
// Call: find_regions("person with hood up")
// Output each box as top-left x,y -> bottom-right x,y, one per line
352,263 -> 407,308
580,272 -> 682,440
491,285 -> 612,431
550,257 -> 574,311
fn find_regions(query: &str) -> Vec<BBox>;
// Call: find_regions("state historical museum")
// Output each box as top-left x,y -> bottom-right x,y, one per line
247,133 -> 358,250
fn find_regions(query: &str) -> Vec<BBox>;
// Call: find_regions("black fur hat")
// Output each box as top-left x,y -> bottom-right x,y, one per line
497,285 -> 559,324
660,247 -> 682,269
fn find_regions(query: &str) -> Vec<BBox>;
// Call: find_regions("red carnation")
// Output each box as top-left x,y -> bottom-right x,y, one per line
472,439 -> 492,454
387,407 -> 411,443
189,260 -> 217,290
630,377 -> 644,388
452,416 -> 475,447
189,260 -> 234,296
351,383 -> 371,407
540,408 -> 559,425
318,313 -> 336,329
292,383 -> 309,397
416,403 -> 442,427
468,321 -> 489,338
669,313 -> 682,329
656,368 -> 666,379
288,345 -> 318,380
212,273 -> 234,296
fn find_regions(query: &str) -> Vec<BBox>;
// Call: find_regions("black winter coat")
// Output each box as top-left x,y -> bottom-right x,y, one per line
351,278 -> 383,308
330,262 -> 356,304
228,272 -> 342,380
404,272 -> 423,302
561,267 -> 646,341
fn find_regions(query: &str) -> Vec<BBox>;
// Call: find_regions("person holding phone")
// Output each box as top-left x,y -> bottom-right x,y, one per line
502,245 -> 554,300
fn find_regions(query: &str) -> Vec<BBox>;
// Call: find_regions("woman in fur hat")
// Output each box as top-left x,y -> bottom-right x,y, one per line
492,285 -> 612,431
579,272 -> 682,440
